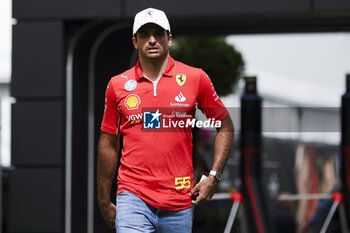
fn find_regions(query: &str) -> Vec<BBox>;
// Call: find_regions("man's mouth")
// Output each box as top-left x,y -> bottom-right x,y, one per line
147,47 -> 159,53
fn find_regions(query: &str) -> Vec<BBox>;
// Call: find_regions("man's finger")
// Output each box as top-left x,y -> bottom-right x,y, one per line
189,184 -> 199,196
108,220 -> 116,229
192,193 -> 206,205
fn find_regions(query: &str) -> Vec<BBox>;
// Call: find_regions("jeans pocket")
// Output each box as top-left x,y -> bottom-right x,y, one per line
117,191 -> 139,204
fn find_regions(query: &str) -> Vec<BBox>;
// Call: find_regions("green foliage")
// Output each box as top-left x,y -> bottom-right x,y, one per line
170,36 -> 245,96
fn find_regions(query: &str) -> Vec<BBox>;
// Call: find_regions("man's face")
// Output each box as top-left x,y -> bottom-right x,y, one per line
132,23 -> 172,61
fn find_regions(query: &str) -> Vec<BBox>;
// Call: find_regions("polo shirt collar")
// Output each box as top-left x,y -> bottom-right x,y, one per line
135,55 -> 175,81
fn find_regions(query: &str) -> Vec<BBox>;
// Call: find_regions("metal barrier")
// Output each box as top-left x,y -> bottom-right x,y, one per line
210,191 -> 348,233
223,191 -> 244,233
278,192 -> 348,233
319,192 -> 348,233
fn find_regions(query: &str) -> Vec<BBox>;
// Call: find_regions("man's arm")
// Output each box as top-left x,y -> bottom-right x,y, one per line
190,115 -> 234,205
97,132 -> 120,229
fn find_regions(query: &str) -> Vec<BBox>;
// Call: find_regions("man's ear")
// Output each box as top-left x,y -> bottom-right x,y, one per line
132,36 -> 138,49
168,34 -> 173,46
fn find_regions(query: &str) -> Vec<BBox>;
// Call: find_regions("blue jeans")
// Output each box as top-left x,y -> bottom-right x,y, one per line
116,191 -> 193,233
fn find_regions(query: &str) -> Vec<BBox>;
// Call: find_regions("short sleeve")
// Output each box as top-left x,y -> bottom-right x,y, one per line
197,70 -> 229,121
100,80 -> 120,135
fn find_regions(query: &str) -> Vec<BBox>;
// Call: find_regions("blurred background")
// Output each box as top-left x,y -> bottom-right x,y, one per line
1,0 -> 350,233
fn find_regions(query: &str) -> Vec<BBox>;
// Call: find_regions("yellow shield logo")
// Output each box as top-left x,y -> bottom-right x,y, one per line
176,74 -> 186,86
124,94 -> 141,110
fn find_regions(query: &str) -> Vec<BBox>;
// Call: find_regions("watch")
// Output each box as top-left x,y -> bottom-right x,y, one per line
209,170 -> 223,182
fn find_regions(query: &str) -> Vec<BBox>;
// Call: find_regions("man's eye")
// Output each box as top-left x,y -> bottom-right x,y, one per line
155,31 -> 165,37
139,32 -> 149,38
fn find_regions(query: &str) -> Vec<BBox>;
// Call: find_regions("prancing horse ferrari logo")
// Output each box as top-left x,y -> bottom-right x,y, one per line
176,74 -> 186,86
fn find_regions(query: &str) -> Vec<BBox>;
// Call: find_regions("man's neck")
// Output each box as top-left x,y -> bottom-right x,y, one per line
139,55 -> 169,81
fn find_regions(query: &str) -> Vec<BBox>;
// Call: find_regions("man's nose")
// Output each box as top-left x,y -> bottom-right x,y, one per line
148,34 -> 156,44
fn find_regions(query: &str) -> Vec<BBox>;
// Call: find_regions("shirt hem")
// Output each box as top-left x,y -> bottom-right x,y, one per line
117,187 -> 193,211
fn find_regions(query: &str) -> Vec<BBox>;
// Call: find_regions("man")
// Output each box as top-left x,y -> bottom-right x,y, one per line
97,7 -> 234,232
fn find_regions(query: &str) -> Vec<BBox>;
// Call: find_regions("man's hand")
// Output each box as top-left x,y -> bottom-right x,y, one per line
97,133 -> 119,228
98,201 -> 116,229
189,175 -> 218,205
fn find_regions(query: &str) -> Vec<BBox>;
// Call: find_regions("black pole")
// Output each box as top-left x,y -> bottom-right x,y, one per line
240,76 -> 273,233
341,73 -> 350,226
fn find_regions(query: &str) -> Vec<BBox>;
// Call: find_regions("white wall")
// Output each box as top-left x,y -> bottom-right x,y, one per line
223,33 -> 350,144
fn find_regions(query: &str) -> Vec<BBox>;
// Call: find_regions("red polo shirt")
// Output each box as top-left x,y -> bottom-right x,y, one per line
101,56 -> 228,210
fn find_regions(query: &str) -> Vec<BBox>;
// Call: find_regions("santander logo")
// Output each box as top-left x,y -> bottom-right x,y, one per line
174,92 -> 186,102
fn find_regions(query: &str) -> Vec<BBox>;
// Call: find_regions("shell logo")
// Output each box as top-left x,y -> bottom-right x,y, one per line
124,94 -> 141,110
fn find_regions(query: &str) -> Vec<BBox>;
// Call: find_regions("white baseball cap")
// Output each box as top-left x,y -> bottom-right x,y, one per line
133,8 -> 171,35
